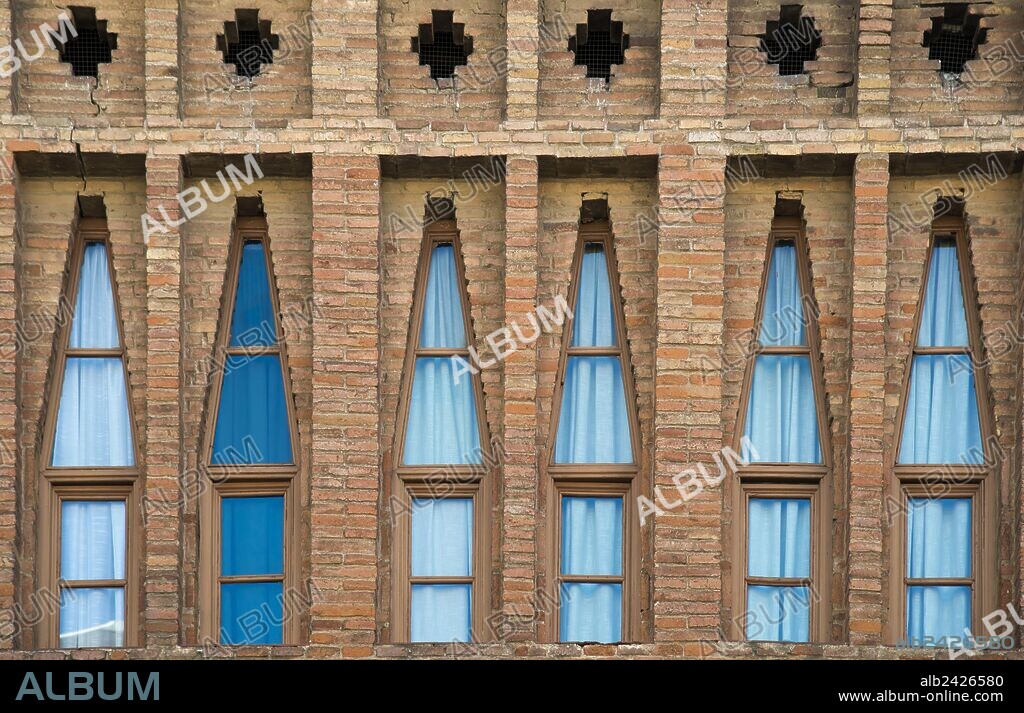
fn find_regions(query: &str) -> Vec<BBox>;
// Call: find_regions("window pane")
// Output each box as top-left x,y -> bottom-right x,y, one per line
918,240 -> 969,348
229,241 -> 276,347
419,244 -> 467,349
743,355 -> 821,463
69,242 -> 119,349
60,500 -> 126,581
212,355 -> 293,465
403,357 -> 481,465
220,581 -> 283,645
59,587 -> 124,648
411,498 -> 472,577
747,498 -> 811,579
222,496 -> 284,577
907,585 -> 971,643
411,584 -> 472,643
561,496 -> 622,576
745,585 -> 810,642
560,582 -> 621,643
571,243 -> 617,348
759,242 -> 806,347
898,355 -> 983,465
52,357 -> 134,467
554,356 -> 633,464
907,498 -> 971,579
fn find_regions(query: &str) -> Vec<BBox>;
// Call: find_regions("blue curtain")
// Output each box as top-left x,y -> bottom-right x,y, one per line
70,242 -> 118,349
898,355 -> 982,465
410,498 -> 473,642
420,244 -> 467,349
403,357 -> 481,465
555,357 -> 633,464
53,358 -> 134,467
572,244 -> 616,347
760,243 -> 806,347
746,498 -> 811,642
918,240 -> 968,348
743,355 -> 821,463
230,241 -> 276,347
220,496 -> 284,644
59,500 -> 125,648
560,497 -> 622,643
906,498 -> 972,642
212,355 -> 293,464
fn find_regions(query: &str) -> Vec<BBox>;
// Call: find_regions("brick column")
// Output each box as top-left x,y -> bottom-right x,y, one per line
847,153 -> 889,645
144,0 -> 180,121
500,157 -> 539,636
653,150 -> 727,654
311,0 -> 378,119
0,4 -> 13,114
506,0 -> 539,122
309,154 -> 379,657
856,0 -> 893,116
660,1 -> 728,120
143,155 -> 183,646
0,151 -> 15,649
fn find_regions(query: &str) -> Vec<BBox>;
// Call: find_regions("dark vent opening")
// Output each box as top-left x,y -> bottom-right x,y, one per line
58,7 -> 117,78
217,9 -> 280,78
923,4 -> 988,75
568,10 -> 629,82
760,5 -> 821,76
411,10 -> 473,80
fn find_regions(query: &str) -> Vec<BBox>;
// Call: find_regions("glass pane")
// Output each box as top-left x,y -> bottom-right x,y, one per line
743,354 -> 821,463
411,584 -> 472,643
411,498 -> 472,577
419,244 -> 467,349
898,355 -> 983,465
907,585 -> 971,643
759,242 -> 806,347
212,355 -> 293,465
559,582 -> 622,643
52,357 -> 134,467
745,585 -> 810,642
59,587 -> 124,648
70,242 -> 119,349
220,581 -> 283,645
60,500 -> 126,581
221,496 -> 284,577
561,496 -> 622,576
918,240 -> 969,348
403,357 -> 482,465
747,498 -> 811,579
229,241 -> 276,347
571,243 -> 617,348
554,356 -> 633,464
907,498 -> 971,579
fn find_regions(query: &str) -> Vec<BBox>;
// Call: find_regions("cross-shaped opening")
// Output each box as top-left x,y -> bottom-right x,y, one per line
568,10 -> 629,82
217,9 -> 280,79
759,5 -> 821,76
923,3 -> 988,75
57,7 -> 117,78
411,10 -> 473,80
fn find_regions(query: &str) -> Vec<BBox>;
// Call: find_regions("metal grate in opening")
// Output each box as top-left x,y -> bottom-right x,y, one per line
759,5 -> 821,76
923,4 -> 988,75
57,7 -> 117,78
217,9 -> 279,78
411,10 -> 473,80
568,10 -> 629,82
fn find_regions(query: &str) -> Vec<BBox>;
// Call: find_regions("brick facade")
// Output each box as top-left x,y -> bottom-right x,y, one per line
0,0 -> 1023,660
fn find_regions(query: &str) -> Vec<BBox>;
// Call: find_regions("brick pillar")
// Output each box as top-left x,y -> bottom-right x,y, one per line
660,1 -> 728,119
500,157 -> 539,636
144,0 -> 180,121
0,151 -> 15,649
311,0 -> 378,118
0,4 -> 13,114
653,150 -> 727,654
309,155 -> 379,657
506,0 -> 539,122
847,154 -> 889,645
856,0 -> 893,116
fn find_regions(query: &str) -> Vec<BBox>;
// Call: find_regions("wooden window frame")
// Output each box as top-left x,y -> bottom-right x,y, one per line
199,216 -> 302,645
730,216 -> 832,643
887,215 -> 998,645
37,218 -> 142,649
543,220 -> 642,643
389,218 -> 493,643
